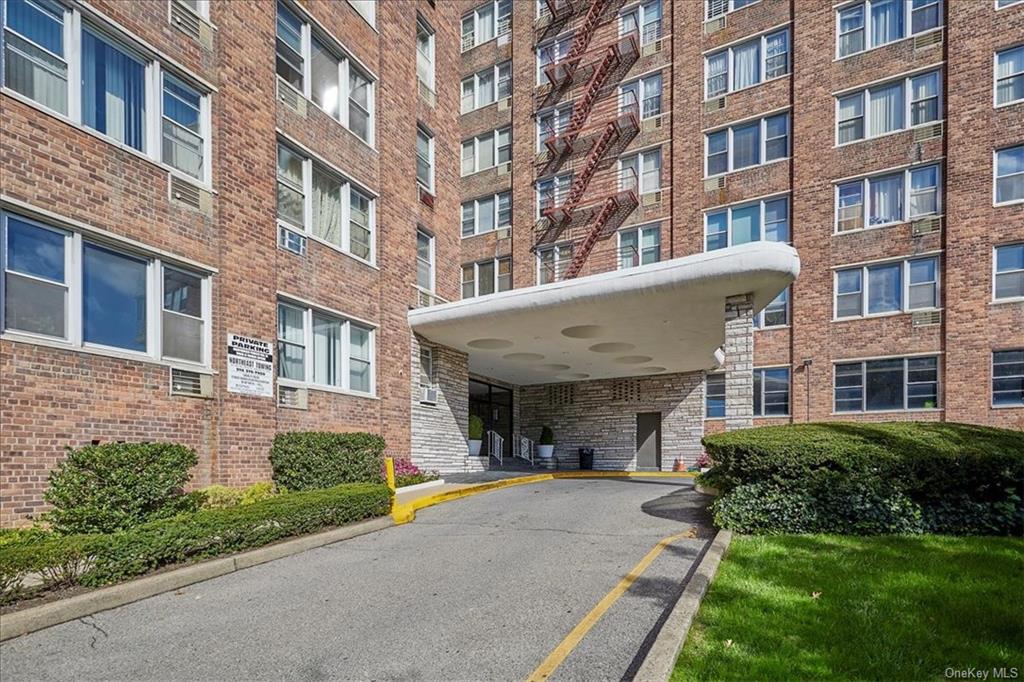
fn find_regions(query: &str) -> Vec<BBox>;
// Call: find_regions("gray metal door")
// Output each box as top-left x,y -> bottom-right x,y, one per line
636,412 -> 662,470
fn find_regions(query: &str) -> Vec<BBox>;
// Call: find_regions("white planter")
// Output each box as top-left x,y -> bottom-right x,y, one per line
700,467 -> 712,474
537,444 -> 554,459
468,439 -> 482,456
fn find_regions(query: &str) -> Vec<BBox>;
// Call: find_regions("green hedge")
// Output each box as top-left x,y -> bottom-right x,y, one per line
269,432 -> 386,491
0,483 -> 391,604
703,423 -> 1024,535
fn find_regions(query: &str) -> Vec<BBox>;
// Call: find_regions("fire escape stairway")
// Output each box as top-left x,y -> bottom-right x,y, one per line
563,190 -> 639,280
542,0 -> 608,92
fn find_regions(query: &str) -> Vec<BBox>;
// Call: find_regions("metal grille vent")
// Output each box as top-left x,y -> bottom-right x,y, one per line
170,1 -> 201,42
612,380 -> 640,403
277,79 -> 306,116
703,96 -> 726,113
704,176 -> 726,192
170,368 -> 212,398
278,385 -> 308,409
169,175 -> 201,210
548,384 -> 575,406
911,217 -> 942,236
704,17 -> 726,35
912,310 -> 942,327
914,30 -> 943,50
913,122 -> 943,142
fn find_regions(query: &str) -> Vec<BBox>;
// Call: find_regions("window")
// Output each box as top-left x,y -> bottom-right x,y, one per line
705,373 -> 725,418
537,104 -> 573,149
419,347 -> 434,393
462,61 -> 511,113
621,0 -> 662,45
462,257 -> 511,298
995,145 -> 1024,204
994,243 -> 1024,300
347,1 -> 376,28
754,288 -> 789,328
620,148 -> 662,194
463,192 -> 511,237
1,212 -> 210,364
537,173 -> 572,217
621,73 -> 662,119
462,127 -> 511,176
836,70 -> 941,143
992,350 -> 1024,406
704,29 -> 790,98
81,29 -> 147,151
705,197 -> 789,251
996,46 -> 1024,106
706,0 -> 759,21
836,164 -> 940,232
276,300 -> 374,394
836,0 -> 942,58
276,2 -> 376,144
997,0 -> 1024,7
416,18 -> 435,91
416,229 -> 433,292
538,243 -> 573,284
416,126 -> 434,193
754,368 -> 790,416
618,225 -> 660,269
834,256 -> 939,318
276,141 -> 376,262
162,74 -> 204,179
2,0 -> 69,115
705,114 -> 789,176
835,356 -> 939,412
537,34 -> 573,85
461,0 -> 511,52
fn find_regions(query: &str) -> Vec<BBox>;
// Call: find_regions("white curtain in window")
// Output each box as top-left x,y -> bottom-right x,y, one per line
312,315 -> 341,387
312,171 -> 342,246
732,41 -> 760,90
869,175 -> 903,225
869,82 -> 904,137
706,52 -> 727,97
641,152 -> 660,192
477,4 -> 494,42
870,0 -> 903,45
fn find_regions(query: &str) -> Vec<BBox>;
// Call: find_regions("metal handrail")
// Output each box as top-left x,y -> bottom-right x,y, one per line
516,436 -> 535,465
487,430 -> 504,466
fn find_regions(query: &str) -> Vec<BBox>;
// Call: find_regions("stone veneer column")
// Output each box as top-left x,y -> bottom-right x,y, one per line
724,294 -> 755,431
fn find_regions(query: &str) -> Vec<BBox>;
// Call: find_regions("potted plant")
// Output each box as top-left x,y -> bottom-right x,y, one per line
537,426 -> 555,459
468,414 -> 484,456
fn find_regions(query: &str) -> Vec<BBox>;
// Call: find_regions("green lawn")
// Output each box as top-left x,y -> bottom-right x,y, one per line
673,535 -> 1024,681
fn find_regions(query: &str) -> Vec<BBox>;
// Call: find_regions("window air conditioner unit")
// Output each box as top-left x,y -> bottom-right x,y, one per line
496,227 -> 511,239
498,97 -> 511,111
911,216 -> 942,236
169,175 -> 212,214
704,176 -> 725,192
642,114 -> 665,133
912,310 -> 942,327
277,78 -> 306,116
703,96 -> 726,114
913,30 -> 943,51
913,122 -> 943,142
641,190 -> 662,206
704,17 -> 726,35
421,387 -> 439,404
497,162 -> 511,175
642,39 -> 663,57
170,368 -> 213,398
170,1 -> 213,50
278,385 -> 308,409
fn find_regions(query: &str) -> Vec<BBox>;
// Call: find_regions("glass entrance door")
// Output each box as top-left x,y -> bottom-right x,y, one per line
469,379 -> 512,458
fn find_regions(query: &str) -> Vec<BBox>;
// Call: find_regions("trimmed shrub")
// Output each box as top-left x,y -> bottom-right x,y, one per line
44,442 -> 199,534
240,481 -> 276,505
269,432 -> 386,491
703,423 -> 1024,535
0,483 -> 392,602
468,415 -> 484,441
539,426 -> 554,445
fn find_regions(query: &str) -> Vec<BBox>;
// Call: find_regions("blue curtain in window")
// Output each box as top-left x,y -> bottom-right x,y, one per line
82,30 -> 145,151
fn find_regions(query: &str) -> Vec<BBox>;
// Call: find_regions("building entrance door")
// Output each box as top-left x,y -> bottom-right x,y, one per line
636,412 -> 662,470
469,380 -> 512,459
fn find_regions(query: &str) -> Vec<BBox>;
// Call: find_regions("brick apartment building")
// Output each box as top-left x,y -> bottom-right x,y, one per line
0,0 -> 1021,526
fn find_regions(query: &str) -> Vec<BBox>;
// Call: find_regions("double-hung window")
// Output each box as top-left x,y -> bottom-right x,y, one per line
537,33 -> 573,85
462,192 -> 511,237
753,288 -> 789,328
995,145 -> 1024,204
2,1 -> 212,182
992,350 -> 1024,407
834,256 -> 939,318
618,225 -> 661,269
705,113 -> 789,176
537,104 -> 573,148
462,61 -> 511,113
754,368 -> 790,416
462,127 -> 511,176
2,212 -> 211,365
621,73 -> 662,119
994,243 -> 1024,300
704,29 -> 790,98
416,228 -> 434,293
461,0 -> 511,52
621,0 -> 662,44
419,346 -> 435,399
706,0 -> 759,21
276,2 -> 376,144
836,0 -> 942,58
835,356 -> 939,412
537,173 -> 572,217
538,243 -> 573,284
276,141 -> 376,262
416,18 -> 435,92
416,126 -> 434,193
996,45 -> 1024,106
276,300 -> 375,395
620,148 -> 662,194
705,196 -> 789,251
836,164 -> 940,232
837,70 -> 941,143
462,257 -> 511,298
705,373 -> 725,418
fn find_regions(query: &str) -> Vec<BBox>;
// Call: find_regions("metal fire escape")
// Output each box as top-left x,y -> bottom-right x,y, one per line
534,0 -> 641,281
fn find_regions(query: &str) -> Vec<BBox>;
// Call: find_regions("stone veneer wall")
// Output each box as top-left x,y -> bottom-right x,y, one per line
518,372 -> 705,471
410,335 -> 482,473
724,294 -> 755,431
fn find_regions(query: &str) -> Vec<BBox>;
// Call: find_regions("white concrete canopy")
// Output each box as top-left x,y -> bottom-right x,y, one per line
409,242 -> 800,386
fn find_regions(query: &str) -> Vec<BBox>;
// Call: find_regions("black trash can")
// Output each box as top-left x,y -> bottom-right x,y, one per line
578,448 -> 595,470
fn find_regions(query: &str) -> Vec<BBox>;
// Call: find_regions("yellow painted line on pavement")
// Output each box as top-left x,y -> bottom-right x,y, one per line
526,530 -> 693,682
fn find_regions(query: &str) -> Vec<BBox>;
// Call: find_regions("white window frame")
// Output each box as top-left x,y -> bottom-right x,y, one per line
753,288 -> 790,329
834,0 -> 944,60
705,0 -> 761,22
993,145 -> 1024,206
617,224 -> 661,269
416,125 -> 434,194
276,140 -> 377,265
619,147 -> 662,194
704,195 -> 791,251
620,72 -> 663,119
703,28 -> 790,99
833,255 -> 941,320
461,127 -> 511,176
462,192 -> 511,237
834,69 -> 942,146
0,210 -> 213,369
704,113 -> 790,178
462,61 -> 511,113
419,346 -> 434,393
833,355 -> 941,413
416,16 -> 435,92
536,173 -> 573,219
753,366 -> 791,417
461,0 -> 511,53
416,227 -> 434,294
537,103 -> 574,150
991,349 -> 1024,408
461,257 -> 511,298
997,0 -> 1024,8
347,0 -> 376,28
833,163 -> 942,233
276,297 -> 376,396
537,243 -> 573,284
995,45 -> 1024,108
536,32 -> 574,85
993,242 -> 1024,302
620,0 -> 663,45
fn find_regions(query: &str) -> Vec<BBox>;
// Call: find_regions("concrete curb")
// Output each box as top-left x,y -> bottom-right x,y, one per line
633,529 -> 733,682
0,516 -> 395,642
394,478 -> 446,495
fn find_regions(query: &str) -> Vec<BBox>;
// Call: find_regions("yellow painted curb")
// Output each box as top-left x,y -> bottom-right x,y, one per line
390,470 -> 695,524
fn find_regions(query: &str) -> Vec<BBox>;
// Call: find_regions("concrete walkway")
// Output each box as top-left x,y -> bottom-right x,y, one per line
0,478 -> 713,681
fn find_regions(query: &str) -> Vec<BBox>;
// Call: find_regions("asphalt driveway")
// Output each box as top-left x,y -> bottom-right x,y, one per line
0,477 -> 713,681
